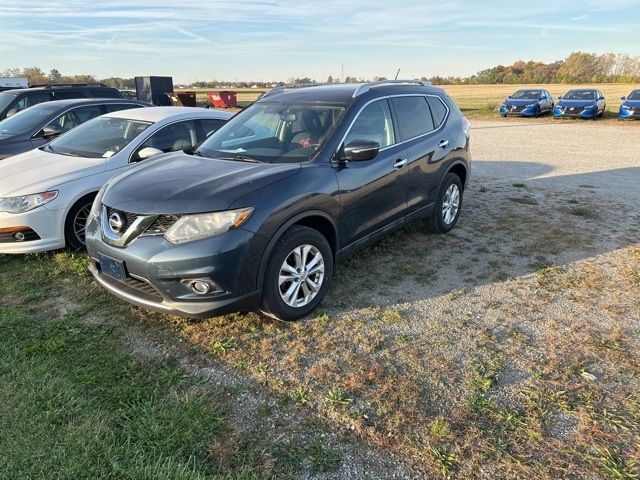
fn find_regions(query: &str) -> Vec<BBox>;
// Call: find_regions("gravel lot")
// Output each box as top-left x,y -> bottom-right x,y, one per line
471,119 -> 640,201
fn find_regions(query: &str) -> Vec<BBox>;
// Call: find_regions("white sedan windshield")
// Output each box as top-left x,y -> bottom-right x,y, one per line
45,117 -> 152,158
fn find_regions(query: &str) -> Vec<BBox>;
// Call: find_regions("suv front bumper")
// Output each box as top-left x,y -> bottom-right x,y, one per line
86,217 -> 264,319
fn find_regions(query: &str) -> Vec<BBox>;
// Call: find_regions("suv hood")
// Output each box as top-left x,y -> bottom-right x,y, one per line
103,152 -> 301,214
623,99 -> 640,108
0,148 -> 106,197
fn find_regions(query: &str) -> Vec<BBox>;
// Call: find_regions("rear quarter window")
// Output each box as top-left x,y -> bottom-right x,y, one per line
426,96 -> 449,128
390,96 -> 434,141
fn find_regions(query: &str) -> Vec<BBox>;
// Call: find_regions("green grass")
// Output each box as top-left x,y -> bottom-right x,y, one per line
0,294 -> 227,479
0,252 -> 339,479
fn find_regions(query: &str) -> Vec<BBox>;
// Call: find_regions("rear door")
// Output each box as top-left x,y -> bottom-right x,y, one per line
334,98 -> 408,252
390,95 -> 450,217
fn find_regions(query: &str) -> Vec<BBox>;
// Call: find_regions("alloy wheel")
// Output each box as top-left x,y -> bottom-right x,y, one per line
73,204 -> 92,245
442,184 -> 460,225
278,244 -> 325,308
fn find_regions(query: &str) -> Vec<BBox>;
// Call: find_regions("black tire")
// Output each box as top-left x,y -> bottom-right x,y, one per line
425,173 -> 464,234
261,225 -> 333,321
64,194 -> 96,250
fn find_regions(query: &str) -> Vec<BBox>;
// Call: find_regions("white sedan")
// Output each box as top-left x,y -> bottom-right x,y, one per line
0,107 -> 232,253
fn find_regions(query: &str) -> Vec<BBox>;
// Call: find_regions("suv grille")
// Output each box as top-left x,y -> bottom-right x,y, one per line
123,276 -> 163,300
106,206 -> 139,232
104,207 -> 179,236
146,215 -> 180,235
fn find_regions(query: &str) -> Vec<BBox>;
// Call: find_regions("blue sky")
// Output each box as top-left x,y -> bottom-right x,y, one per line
1,0 -> 639,82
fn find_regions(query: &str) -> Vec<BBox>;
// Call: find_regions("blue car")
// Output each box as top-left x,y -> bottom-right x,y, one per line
619,89 -> 640,120
554,89 -> 606,119
499,89 -> 554,117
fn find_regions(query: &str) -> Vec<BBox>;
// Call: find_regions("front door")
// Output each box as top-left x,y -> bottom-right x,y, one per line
334,98 -> 408,252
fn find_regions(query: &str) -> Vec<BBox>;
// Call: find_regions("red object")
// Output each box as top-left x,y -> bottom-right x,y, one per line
207,91 -> 237,108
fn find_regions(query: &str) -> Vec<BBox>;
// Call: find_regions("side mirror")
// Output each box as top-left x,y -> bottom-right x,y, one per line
136,146 -> 163,161
599,97 -> 605,101
341,140 -> 380,162
621,96 -> 627,101
5,108 -> 18,118
41,126 -> 61,138
558,96 -> 562,100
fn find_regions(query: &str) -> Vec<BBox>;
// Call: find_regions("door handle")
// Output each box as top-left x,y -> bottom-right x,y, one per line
438,140 -> 450,149
393,158 -> 408,169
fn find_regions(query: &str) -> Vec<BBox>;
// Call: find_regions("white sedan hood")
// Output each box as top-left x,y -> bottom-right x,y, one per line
0,148 -> 106,197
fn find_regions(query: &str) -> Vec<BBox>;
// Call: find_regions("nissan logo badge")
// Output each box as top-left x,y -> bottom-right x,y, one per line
108,212 -> 125,234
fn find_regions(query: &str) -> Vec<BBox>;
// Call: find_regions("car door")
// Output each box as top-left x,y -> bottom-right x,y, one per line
389,95 -> 448,217
334,98 -> 408,251
31,104 -> 105,149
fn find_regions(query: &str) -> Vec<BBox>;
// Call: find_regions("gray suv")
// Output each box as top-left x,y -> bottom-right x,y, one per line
86,80 -> 471,321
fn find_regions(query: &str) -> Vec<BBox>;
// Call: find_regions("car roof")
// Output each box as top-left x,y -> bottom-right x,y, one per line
566,88 -> 598,92
27,98 -> 145,109
258,82 -> 444,104
102,106 -> 233,122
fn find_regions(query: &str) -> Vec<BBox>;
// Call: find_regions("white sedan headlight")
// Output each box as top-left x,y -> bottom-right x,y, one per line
0,191 -> 58,214
164,207 -> 253,244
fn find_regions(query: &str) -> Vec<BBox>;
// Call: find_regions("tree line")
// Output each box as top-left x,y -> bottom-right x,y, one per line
3,52 -> 640,89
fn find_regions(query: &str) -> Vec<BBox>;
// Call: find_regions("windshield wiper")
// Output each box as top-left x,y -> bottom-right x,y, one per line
57,149 -> 83,157
221,154 -> 263,163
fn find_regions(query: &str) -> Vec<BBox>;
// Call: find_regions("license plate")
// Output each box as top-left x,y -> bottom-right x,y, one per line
99,254 -> 126,282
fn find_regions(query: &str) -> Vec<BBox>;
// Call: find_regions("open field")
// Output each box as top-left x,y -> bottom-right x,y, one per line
1,122 -> 639,479
181,84 -> 640,121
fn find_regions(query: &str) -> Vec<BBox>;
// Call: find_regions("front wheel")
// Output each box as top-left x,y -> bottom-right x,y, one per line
261,226 -> 333,321
64,194 -> 96,250
425,173 -> 463,234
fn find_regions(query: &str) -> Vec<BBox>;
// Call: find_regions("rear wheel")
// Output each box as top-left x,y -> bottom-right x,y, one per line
64,194 -> 96,250
261,226 -> 333,321
425,173 -> 463,234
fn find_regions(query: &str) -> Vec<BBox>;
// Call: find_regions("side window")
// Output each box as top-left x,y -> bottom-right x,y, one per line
53,90 -> 84,100
46,105 -> 103,134
106,103 -> 144,113
200,119 -> 227,139
12,92 -> 51,114
344,99 -> 395,148
391,96 -> 435,141
136,120 -> 198,158
426,96 -> 448,128
89,89 -> 121,98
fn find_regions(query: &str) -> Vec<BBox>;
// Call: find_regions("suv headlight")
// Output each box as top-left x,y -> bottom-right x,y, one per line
0,191 -> 58,214
164,207 -> 253,244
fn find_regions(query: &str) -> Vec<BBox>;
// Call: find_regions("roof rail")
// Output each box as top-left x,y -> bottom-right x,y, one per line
352,79 -> 431,98
28,83 -> 111,89
260,82 -> 333,99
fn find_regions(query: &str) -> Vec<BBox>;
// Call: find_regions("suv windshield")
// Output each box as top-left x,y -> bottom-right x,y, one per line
511,90 -> 542,100
0,105 -> 58,134
627,90 -> 640,101
196,102 -> 346,163
564,90 -> 597,101
45,117 -> 152,158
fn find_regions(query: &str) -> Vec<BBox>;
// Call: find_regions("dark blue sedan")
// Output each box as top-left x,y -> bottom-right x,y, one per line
499,89 -> 554,117
619,89 -> 640,120
553,89 -> 606,119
